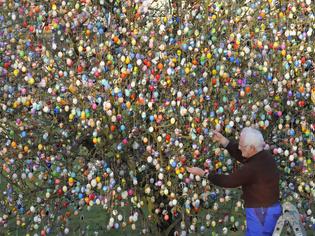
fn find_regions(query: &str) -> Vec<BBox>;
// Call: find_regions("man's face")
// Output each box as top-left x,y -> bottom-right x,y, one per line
239,134 -> 254,158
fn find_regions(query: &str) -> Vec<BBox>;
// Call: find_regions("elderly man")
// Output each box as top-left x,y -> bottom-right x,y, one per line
187,127 -> 281,236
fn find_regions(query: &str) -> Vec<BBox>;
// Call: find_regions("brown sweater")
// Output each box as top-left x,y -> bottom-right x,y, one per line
208,141 -> 280,208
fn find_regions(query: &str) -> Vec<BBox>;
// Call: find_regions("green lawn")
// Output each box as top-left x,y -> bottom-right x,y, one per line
1,204 -> 315,235
1,177 -> 314,236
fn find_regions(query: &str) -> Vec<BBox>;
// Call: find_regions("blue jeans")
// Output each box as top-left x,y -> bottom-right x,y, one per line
245,202 -> 282,236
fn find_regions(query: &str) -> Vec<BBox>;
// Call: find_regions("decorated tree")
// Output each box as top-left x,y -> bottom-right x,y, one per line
0,0 -> 314,235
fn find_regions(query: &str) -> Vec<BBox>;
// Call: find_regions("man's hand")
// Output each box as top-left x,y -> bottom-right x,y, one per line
186,167 -> 206,176
212,130 -> 229,147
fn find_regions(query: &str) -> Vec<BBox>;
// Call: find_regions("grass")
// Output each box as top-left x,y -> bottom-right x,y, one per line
1,201 -> 315,236
1,175 -> 314,236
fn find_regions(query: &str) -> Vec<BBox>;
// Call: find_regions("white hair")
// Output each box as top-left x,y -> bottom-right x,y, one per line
240,127 -> 265,152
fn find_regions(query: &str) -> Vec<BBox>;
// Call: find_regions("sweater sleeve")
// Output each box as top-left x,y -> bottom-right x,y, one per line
208,164 -> 254,188
226,140 -> 246,163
